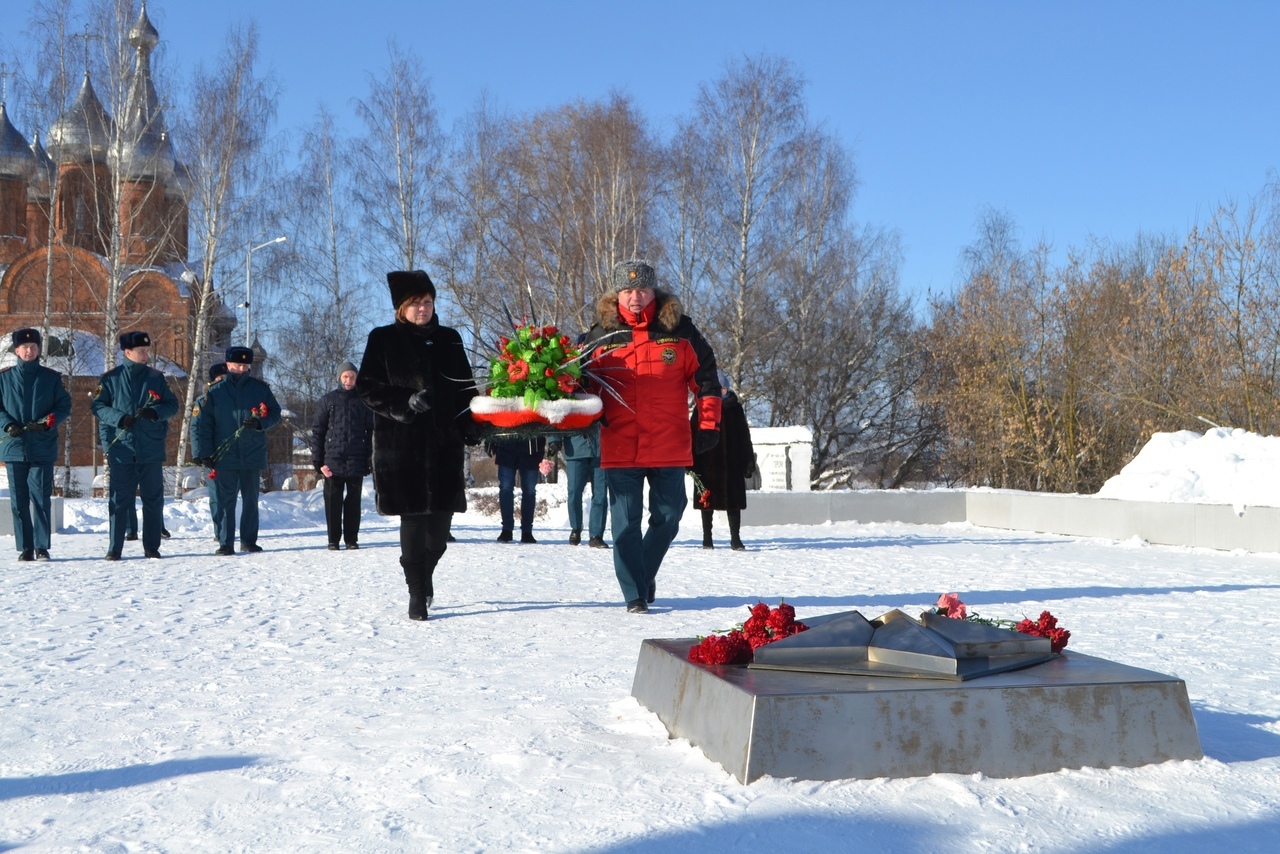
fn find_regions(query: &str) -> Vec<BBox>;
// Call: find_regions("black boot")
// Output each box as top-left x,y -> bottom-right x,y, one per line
701,508 -> 715,549
729,509 -> 745,551
569,529 -> 581,545
408,586 -> 428,621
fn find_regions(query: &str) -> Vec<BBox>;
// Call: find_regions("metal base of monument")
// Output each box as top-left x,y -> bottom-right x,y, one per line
632,639 -> 1203,783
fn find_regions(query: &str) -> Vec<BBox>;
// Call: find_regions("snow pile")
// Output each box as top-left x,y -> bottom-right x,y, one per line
1096,428 -> 1280,511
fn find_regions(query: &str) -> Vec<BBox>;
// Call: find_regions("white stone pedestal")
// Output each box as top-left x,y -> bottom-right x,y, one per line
632,639 -> 1203,783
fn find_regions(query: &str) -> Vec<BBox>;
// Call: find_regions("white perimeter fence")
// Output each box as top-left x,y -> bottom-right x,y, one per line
736,489 -> 1280,555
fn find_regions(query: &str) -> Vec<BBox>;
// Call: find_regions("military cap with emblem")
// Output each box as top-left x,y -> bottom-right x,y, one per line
208,362 -> 228,381
611,259 -> 656,292
386,270 -> 436,309
226,346 -> 254,365
11,328 -> 42,348
119,330 -> 151,350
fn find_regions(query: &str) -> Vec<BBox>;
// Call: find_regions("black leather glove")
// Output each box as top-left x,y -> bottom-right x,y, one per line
693,428 -> 719,455
546,440 -> 563,456
24,421 -> 49,434
5,423 -> 24,438
118,414 -> 137,429
313,462 -> 325,473
137,407 -> 160,421
194,457 -> 214,468
409,390 -> 432,413
242,416 -> 262,430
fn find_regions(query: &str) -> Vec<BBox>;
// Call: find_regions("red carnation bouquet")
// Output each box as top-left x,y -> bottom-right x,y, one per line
929,593 -> 1071,653
1015,611 -> 1072,653
688,601 -> 810,665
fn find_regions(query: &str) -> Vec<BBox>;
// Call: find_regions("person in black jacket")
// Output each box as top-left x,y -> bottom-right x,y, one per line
690,372 -> 755,551
311,361 -> 374,550
357,270 -> 478,621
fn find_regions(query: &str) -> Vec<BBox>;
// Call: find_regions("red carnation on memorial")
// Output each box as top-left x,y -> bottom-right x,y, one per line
1015,610 -> 1071,652
689,600 -> 809,663
687,630 -> 752,665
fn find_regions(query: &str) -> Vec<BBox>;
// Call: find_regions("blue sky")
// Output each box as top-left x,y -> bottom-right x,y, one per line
4,0 -> 1279,304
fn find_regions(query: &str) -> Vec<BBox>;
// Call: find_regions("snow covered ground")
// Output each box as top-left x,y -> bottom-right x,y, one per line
2,471 -> 1280,850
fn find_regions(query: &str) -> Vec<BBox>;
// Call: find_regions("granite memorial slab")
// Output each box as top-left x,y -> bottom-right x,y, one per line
632,637 -> 1203,783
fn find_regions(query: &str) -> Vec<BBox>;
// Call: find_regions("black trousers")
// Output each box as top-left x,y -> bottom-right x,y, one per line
399,512 -> 453,597
323,475 -> 364,545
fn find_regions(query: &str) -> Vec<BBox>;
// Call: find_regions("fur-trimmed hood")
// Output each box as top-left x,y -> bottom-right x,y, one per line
596,289 -> 685,333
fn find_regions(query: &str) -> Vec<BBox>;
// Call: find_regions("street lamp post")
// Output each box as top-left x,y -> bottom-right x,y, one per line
244,236 -> 287,347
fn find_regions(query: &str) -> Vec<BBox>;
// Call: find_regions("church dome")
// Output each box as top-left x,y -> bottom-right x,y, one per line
0,101 -> 36,180
47,72 -> 114,164
27,131 -> 54,198
111,2 -> 175,182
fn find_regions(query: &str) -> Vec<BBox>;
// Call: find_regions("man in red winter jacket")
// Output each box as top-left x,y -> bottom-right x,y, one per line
582,259 -> 721,613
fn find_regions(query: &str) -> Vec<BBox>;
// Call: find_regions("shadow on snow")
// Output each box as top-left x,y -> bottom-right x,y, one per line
0,755 -> 262,802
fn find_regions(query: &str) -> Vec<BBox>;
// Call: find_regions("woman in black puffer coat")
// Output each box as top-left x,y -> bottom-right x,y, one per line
357,270 -> 477,621
311,361 -> 374,549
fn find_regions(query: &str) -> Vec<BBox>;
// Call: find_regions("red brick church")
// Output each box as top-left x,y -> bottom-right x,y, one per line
0,3 -> 236,472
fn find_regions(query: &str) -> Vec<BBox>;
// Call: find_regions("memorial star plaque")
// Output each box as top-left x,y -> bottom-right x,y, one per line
750,609 -> 1057,680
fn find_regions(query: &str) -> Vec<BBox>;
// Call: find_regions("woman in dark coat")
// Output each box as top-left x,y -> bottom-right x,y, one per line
690,373 -> 755,550
311,361 -> 374,549
357,270 -> 477,621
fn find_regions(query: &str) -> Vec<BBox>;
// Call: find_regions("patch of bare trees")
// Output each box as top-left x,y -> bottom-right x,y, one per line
924,190 -> 1280,492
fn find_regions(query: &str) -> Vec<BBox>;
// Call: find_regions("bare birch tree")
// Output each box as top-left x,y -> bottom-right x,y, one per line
350,42 -> 444,275
267,107 -> 372,428
680,54 -> 807,398
169,21 -> 277,496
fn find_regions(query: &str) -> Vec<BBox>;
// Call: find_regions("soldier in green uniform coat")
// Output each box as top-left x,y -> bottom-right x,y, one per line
0,328 -> 72,561
91,331 -> 181,560
191,347 -> 282,555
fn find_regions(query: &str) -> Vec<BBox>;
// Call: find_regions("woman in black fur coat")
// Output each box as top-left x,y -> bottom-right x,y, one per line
357,270 -> 477,621
690,373 -> 755,550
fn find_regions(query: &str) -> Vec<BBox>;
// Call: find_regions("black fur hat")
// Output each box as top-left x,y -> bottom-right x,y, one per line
387,270 -> 436,309
119,330 -> 151,350
226,346 -> 254,365
11,328 -> 41,348
209,362 -> 228,381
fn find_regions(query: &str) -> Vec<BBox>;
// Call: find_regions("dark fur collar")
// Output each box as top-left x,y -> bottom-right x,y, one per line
596,289 -> 684,333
